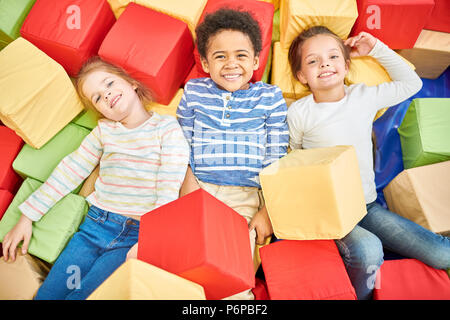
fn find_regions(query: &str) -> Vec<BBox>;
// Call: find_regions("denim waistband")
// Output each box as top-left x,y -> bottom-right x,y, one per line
88,205 -> 140,228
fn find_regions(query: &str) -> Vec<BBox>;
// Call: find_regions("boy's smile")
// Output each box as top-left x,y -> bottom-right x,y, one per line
200,29 -> 259,92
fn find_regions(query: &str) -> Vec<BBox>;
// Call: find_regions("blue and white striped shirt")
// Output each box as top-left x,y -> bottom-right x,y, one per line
177,77 -> 289,187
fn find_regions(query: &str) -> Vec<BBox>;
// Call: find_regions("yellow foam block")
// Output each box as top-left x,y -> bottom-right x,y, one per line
260,146 -> 367,240
271,42 -> 311,100
107,0 -> 207,38
88,259 -> 206,300
146,88 -> 183,118
383,161 -> 450,235
396,29 -> 450,80
279,0 -> 357,50
0,253 -> 51,300
259,0 -> 279,11
0,38 -> 84,149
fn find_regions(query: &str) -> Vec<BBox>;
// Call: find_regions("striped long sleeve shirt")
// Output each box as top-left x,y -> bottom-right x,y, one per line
19,113 -> 190,221
176,78 -> 289,188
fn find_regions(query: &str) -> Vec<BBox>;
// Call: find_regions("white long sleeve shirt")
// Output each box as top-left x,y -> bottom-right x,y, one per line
287,40 -> 422,204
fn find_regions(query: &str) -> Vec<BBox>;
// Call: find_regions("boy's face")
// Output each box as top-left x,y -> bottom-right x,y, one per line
200,29 -> 259,92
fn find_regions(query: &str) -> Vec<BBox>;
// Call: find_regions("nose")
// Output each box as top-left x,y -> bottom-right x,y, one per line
103,91 -> 112,101
224,56 -> 238,69
320,60 -> 330,68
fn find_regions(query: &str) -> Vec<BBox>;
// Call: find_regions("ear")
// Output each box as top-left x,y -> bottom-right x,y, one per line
344,59 -> 350,74
253,56 -> 260,71
200,57 -> 210,74
296,70 -> 308,85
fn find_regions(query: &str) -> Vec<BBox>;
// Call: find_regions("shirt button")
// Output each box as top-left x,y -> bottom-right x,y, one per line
226,113 -> 230,118
227,105 -> 232,109
226,96 -> 231,100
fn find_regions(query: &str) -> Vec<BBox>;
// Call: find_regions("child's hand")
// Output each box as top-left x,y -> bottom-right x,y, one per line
344,32 -> 377,58
2,214 -> 33,262
248,206 -> 273,245
126,242 -> 138,261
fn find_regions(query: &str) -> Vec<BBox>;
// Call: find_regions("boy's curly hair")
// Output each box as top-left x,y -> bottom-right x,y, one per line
195,8 -> 262,59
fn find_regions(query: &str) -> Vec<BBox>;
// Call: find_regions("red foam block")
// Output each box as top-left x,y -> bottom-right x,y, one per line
424,0 -> 450,33
20,0 -> 115,76
260,240 -> 357,300
0,189 -> 14,221
137,188 -> 254,300
99,3 -> 194,105
373,259 -> 450,300
350,0 -> 435,49
252,277 -> 270,300
0,126 -> 24,193
193,0 -> 274,82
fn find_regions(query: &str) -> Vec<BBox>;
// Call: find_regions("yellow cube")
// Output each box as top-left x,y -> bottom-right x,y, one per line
107,0 -> 207,38
260,146 -> 367,240
0,38 -> 84,149
0,253 -> 51,300
87,259 -> 206,300
146,88 -> 183,118
279,0 -> 357,50
271,42 -> 311,100
383,161 -> 450,235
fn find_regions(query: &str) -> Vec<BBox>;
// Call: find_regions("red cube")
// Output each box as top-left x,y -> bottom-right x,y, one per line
373,259 -> 450,300
0,126 -> 23,193
99,3 -> 194,105
252,278 -> 270,300
424,0 -> 450,33
260,240 -> 357,300
20,0 -> 115,76
350,0 -> 435,49
0,190 -> 14,221
192,0 -> 274,82
137,189 -> 254,300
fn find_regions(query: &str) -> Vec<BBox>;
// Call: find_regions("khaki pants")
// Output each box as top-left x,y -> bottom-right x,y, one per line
197,180 -> 265,300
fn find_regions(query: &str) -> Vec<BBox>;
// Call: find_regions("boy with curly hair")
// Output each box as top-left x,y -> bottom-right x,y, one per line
177,8 -> 289,299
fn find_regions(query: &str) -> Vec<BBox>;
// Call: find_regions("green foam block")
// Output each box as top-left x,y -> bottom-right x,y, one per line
72,108 -> 102,130
0,0 -> 36,50
398,98 -> 450,169
13,123 -> 91,187
0,178 -> 88,264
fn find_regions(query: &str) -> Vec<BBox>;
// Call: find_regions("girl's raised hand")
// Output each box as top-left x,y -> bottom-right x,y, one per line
344,32 -> 377,58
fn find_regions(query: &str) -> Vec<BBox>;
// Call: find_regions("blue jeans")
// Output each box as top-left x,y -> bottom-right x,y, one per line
35,206 -> 139,300
335,201 -> 450,300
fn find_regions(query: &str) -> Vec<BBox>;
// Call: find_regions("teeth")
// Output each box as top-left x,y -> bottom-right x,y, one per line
319,72 -> 334,78
224,74 -> 240,80
111,95 -> 121,108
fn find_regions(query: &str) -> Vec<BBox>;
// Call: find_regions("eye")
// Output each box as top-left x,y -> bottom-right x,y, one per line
307,59 -> 316,65
237,53 -> 248,58
330,55 -> 339,59
94,95 -> 100,103
107,80 -> 114,87
215,55 -> 225,60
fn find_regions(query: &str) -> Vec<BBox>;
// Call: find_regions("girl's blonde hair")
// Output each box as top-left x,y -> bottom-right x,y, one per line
75,56 -> 153,109
288,26 -> 351,82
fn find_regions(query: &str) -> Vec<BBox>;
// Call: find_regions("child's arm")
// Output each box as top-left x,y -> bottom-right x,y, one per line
2,125 -> 103,261
346,32 -> 422,109
154,118 -> 190,208
250,88 -> 289,244
263,87 -> 290,167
